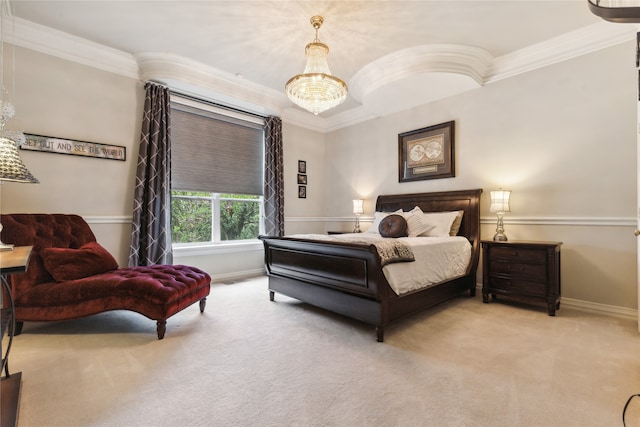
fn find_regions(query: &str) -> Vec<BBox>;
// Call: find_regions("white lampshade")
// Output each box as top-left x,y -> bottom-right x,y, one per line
490,189 -> 511,213
352,199 -> 364,215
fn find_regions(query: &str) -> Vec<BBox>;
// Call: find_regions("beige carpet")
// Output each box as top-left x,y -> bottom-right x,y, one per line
8,276 -> 640,427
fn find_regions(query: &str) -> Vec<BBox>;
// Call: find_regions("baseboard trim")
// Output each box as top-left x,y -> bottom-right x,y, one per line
560,297 -> 637,321
473,284 -> 637,321
210,269 -> 266,283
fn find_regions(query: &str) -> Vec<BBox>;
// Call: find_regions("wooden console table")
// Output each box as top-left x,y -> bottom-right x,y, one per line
1,245 -> 32,427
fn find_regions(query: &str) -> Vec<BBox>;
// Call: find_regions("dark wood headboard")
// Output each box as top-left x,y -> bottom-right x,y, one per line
376,188 -> 483,273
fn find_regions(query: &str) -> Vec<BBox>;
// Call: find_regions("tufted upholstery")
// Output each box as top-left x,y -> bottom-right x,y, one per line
0,214 -> 211,339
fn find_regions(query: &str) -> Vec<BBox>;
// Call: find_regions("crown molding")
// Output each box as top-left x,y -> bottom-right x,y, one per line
486,20 -> 637,83
135,52 -> 287,117
8,18 -> 637,133
8,17 -> 139,79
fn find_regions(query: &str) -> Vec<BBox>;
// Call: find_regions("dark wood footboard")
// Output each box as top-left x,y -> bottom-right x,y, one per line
260,188 -> 482,342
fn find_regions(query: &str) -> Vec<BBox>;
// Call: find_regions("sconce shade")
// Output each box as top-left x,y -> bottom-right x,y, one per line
490,189 -> 511,213
352,199 -> 364,215
0,136 -> 39,183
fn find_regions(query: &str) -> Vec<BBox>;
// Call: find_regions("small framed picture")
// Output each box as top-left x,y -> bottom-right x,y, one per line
298,160 -> 306,174
298,185 -> 307,198
297,174 -> 307,185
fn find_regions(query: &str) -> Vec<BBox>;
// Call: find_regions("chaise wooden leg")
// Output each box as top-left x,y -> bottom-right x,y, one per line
269,290 -> 275,301
199,297 -> 207,313
376,327 -> 384,343
156,320 -> 167,340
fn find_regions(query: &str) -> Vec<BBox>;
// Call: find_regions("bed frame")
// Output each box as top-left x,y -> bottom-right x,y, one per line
259,188 -> 482,342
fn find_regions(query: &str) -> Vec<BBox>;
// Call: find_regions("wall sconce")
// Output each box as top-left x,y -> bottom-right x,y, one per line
490,189 -> 511,241
352,199 -> 364,233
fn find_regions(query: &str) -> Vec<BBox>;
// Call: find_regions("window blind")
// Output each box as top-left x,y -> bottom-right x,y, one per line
171,102 -> 264,195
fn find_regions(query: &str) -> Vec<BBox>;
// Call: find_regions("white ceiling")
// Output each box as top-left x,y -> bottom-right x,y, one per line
7,1 -> 636,130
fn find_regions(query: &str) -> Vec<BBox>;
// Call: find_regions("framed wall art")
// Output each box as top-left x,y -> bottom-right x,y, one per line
298,160 -> 306,173
297,174 -> 307,185
398,121 -> 455,182
298,185 -> 307,198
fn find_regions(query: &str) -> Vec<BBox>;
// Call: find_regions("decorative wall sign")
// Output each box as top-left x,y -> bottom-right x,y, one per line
21,133 -> 126,161
398,121 -> 455,182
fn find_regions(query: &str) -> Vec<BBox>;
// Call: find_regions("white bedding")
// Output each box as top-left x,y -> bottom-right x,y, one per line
287,233 -> 471,296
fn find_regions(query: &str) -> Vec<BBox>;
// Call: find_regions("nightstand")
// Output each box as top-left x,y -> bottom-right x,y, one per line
481,240 -> 562,316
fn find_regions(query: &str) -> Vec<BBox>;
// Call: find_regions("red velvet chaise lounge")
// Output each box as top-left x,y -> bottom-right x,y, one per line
0,213 -> 211,339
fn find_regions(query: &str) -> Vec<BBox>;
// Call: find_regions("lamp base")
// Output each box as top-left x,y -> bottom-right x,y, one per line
493,233 -> 508,242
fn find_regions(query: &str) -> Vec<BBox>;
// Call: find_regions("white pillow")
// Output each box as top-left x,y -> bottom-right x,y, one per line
365,209 -> 402,233
409,207 -> 459,237
403,210 -> 435,237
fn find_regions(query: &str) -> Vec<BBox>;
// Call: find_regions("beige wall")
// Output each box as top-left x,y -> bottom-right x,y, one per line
0,47 -> 142,263
317,42 -> 637,311
2,40 -> 637,312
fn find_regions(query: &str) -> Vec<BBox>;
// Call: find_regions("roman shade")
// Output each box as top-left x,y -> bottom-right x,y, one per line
171,102 -> 264,195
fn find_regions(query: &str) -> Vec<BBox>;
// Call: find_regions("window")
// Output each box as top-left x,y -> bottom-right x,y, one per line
170,97 -> 265,246
171,191 -> 263,244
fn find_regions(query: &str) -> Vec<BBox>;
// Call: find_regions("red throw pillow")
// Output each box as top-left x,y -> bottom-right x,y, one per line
378,214 -> 408,238
42,241 -> 119,282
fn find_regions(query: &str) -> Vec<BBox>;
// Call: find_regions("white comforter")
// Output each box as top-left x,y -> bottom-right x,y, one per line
287,233 -> 471,295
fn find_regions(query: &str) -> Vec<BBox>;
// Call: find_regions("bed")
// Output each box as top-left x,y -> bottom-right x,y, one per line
259,188 -> 482,342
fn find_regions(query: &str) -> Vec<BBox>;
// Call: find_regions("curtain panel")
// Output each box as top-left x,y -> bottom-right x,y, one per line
129,82 -> 173,266
263,116 -> 284,237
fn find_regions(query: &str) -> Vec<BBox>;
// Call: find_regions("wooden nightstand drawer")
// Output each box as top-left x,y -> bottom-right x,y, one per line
482,240 -> 562,316
489,260 -> 547,280
487,277 -> 546,297
488,246 -> 547,263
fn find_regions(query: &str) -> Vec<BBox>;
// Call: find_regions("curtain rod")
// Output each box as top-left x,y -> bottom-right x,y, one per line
168,90 -> 268,120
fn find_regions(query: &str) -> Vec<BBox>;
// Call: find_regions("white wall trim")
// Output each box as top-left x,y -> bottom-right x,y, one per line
209,270 -> 266,283
84,215 -> 636,228
83,215 -> 132,224
10,17 -> 139,79
288,215 -> 637,227
561,297 -> 638,321
173,241 -> 263,257
473,284 -> 637,321
482,216 -> 636,227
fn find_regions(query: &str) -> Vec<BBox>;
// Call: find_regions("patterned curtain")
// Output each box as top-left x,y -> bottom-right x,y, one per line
128,82 -> 173,266
263,116 -> 284,237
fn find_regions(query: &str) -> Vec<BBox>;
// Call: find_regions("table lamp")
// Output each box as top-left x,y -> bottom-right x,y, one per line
0,136 -> 39,250
352,199 -> 364,233
490,189 -> 510,241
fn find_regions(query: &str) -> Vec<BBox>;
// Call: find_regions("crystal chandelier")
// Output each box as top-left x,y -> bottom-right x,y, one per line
285,16 -> 348,115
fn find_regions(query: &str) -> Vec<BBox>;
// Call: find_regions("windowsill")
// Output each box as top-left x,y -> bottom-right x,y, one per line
172,240 -> 263,257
